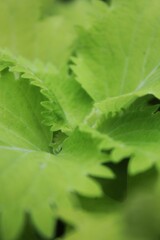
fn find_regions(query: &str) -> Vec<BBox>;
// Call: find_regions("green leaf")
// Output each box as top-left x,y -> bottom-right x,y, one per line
62,192 -> 160,240
0,137 -> 113,240
0,70 -> 51,152
0,0 -> 73,66
84,96 -> 160,175
0,51 -> 93,133
0,51 -> 66,134
0,209 -> 24,240
37,64 -> 93,131
0,0 -> 96,67
1,2 -> 160,239
60,203 -> 122,240
0,66 -> 113,240
73,0 -> 160,110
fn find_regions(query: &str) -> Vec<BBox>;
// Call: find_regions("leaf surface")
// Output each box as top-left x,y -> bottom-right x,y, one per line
73,0 -> 160,111
0,66 -> 113,240
83,96 -> 160,175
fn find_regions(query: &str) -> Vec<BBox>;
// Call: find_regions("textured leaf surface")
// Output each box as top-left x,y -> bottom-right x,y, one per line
36,64 -> 93,131
0,51 -> 66,133
0,51 -> 93,133
0,70 -> 51,152
0,67 -> 113,240
73,0 -> 160,110
1,1 -> 160,239
84,96 -> 160,175
0,142 -> 110,240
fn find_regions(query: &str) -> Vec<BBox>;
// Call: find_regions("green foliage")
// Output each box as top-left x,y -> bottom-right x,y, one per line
0,0 -> 160,239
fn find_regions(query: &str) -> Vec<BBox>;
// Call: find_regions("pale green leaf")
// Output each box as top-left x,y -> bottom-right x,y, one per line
36,64 -> 93,131
0,136 -> 113,240
59,202 -> 122,240
73,0 -> 160,112
0,0 -> 96,67
0,70 -> 51,152
63,192 -> 160,240
84,96 -> 160,175
0,51 -> 93,133
0,66 -> 113,239
1,209 -> 24,240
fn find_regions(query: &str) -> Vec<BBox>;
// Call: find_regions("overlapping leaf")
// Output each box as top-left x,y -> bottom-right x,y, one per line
62,193 -> 160,240
0,51 -> 93,133
73,0 -> 160,113
63,209 -> 122,240
82,95 -> 160,175
38,66 -> 93,131
1,1 -> 160,239
0,65 -> 113,240
70,0 -> 160,176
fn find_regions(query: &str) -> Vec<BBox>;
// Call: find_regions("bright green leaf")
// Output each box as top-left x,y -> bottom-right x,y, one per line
73,0 -> 160,111
0,67 -> 113,240
84,96 -> 160,175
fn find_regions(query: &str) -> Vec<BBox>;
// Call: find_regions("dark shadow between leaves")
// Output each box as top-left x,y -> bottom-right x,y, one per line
148,96 -> 160,106
70,159 -> 129,214
101,0 -> 112,6
56,0 -> 75,4
148,95 -> 160,113
55,219 -> 67,239
18,215 -> 69,240
94,159 -> 129,202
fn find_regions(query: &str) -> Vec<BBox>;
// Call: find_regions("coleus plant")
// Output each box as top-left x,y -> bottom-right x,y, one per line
0,0 -> 160,240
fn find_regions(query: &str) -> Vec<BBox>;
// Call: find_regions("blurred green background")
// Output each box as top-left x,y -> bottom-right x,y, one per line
0,0 -> 95,67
